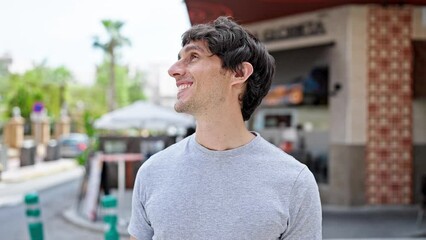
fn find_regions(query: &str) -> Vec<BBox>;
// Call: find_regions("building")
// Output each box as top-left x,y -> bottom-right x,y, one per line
0,53 -> 12,76
184,1 -> 426,206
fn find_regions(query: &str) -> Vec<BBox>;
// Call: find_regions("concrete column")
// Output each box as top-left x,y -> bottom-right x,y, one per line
365,6 -> 413,204
327,6 -> 368,206
31,110 -> 50,145
55,113 -> 71,139
4,107 -> 25,148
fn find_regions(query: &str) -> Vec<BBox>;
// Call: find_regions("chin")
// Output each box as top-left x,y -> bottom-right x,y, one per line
174,102 -> 186,113
175,100 -> 196,115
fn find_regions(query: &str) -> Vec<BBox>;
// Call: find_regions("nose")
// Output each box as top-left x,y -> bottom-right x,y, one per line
168,60 -> 184,78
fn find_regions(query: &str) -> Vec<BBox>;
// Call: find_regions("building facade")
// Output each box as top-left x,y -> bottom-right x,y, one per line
242,5 -> 426,205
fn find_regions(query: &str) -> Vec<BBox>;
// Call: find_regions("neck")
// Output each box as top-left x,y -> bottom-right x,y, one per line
194,111 -> 254,151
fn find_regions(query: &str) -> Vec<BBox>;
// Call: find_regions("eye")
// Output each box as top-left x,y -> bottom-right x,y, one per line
189,53 -> 199,61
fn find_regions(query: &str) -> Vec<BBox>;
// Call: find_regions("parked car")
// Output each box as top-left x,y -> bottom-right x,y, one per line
59,133 -> 89,158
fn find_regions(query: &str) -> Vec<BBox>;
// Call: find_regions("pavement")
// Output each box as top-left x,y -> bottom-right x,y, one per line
1,147 -> 426,239
0,146 -> 84,207
0,159 -> 83,206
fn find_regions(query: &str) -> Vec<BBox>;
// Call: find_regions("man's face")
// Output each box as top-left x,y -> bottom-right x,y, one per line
168,40 -> 232,117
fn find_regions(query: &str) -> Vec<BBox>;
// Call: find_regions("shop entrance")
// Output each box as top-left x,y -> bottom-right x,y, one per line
251,44 -> 333,183
412,40 -> 426,203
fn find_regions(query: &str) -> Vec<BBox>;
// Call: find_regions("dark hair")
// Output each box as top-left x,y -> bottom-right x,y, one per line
181,16 -> 275,121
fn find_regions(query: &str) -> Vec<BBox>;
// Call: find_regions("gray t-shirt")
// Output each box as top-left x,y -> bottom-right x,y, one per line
128,133 -> 322,240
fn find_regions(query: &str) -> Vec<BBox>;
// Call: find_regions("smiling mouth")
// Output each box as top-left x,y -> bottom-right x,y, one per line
178,83 -> 192,92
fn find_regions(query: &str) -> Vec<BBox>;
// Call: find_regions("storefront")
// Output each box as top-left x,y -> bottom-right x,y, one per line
185,3 -> 426,205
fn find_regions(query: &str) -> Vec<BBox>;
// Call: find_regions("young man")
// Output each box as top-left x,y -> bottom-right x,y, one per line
128,16 -> 322,240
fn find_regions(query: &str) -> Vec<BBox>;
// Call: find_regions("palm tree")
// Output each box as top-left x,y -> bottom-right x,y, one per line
52,66 -> 73,111
93,20 -> 131,111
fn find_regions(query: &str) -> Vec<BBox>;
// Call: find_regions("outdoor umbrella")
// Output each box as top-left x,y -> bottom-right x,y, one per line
94,101 -> 195,130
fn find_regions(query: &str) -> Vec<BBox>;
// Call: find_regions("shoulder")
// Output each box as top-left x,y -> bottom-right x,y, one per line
137,136 -> 190,174
133,136 -> 191,196
254,136 -> 306,173
248,135 -> 316,191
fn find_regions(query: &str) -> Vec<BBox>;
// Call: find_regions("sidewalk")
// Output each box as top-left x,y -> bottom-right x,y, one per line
323,205 -> 426,239
63,189 -> 131,238
0,158 -> 84,207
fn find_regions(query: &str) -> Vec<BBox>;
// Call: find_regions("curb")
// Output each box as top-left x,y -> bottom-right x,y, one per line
63,208 -> 130,237
1,159 -> 79,183
0,162 -> 84,207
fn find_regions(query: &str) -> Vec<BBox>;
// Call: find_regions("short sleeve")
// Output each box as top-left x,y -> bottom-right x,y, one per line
281,166 -> 322,239
128,168 -> 154,240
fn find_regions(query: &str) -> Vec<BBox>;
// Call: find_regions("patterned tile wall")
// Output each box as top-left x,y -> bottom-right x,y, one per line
366,6 -> 413,204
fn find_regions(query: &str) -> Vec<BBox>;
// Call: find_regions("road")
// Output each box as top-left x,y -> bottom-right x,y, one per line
323,206 -> 425,239
0,179 -> 103,240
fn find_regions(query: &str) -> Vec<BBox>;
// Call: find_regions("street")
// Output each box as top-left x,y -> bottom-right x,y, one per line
0,179 -> 103,240
323,206 -> 425,239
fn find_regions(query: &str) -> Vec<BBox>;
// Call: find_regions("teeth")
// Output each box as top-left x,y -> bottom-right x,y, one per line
178,84 -> 191,91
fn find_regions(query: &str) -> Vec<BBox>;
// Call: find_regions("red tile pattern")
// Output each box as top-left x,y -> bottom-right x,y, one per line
366,6 -> 413,204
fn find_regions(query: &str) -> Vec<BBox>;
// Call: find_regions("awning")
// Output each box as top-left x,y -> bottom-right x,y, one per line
185,0 -> 426,25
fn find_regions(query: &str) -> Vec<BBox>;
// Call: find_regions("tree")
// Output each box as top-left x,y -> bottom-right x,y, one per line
7,85 -> 41,119
93,20 -> 131,111
51,66 -> 74,109
127,69 -> 147,103
3,63 -> 74,120
95,59 -> 147,108
0,73 -> 12,121
95,59 -> 129,108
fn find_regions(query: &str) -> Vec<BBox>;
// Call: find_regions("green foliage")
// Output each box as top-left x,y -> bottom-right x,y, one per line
6,85 -> 38,119
0,75 -> 10,102
93,20 -> 131,58
67,84 -> 108,117
95,59 -> 147,108
0,19 -> 148,132
2,63 -> 73,121
83,111 -> 97,138
93,19 -> 131,111
128,70 -> 147,102
52,66 -> 73,84
42,84 -> 60,116
76,148 -> 90,166
0,59 -> 147,130
96,60 -> 130,107
76,111 -> 100,166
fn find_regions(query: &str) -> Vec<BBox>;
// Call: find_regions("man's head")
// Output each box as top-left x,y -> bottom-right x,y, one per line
179,16 -> 275,121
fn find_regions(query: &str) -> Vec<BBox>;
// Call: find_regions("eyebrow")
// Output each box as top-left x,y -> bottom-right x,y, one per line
178,44 -> 206,60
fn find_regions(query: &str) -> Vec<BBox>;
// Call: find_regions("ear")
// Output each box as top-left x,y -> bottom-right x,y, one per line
231,62 -> 253,86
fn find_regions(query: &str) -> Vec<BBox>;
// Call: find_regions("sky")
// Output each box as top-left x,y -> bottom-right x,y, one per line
0,0 -> 191,85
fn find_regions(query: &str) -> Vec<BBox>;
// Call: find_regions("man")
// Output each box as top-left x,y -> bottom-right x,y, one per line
128,16 -> 322,240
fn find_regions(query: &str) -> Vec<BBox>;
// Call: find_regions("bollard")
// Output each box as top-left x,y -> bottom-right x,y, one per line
24,193 -> 44,240
101,195 -> 119,240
